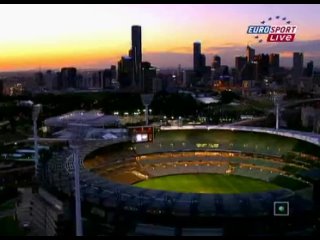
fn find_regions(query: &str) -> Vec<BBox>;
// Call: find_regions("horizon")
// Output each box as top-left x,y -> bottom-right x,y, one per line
1,4 -> 320,71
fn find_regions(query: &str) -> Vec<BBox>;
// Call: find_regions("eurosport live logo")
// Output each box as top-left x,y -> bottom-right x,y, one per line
247,16 -> 297,43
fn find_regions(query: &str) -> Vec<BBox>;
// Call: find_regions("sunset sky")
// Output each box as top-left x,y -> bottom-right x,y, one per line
1,4 -> 320,71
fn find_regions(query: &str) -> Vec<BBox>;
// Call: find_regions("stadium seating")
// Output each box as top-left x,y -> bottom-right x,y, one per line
38,129 -> 315,220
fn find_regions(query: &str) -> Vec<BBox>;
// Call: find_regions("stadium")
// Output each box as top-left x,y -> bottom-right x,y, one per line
38,126 -> 320,236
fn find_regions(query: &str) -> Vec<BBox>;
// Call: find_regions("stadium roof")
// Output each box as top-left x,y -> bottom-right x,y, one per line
44,110 -> 120,128
196,97 -> 219,104
52,127 -> 127,140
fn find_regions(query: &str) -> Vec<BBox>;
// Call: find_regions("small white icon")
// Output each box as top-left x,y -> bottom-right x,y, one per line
273,201 -> 289,216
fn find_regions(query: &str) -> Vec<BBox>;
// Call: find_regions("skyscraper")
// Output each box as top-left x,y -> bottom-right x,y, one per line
306,61 -> 314,77
269,53 -> 280,75
200,54 -> 206,70
212,55 -> 221,69
102,65 -> 117,89
193,42 -> 201,72
118,56 -> 134,89
61,67 -> 77,89
235,56 -> 247,82
292,52 -> 304,81
130,25 -> 142,89
141,61 -> 157,93
246,45 -> 255,63
254,54 -> 269,80
0,79 -> 3,96
131,25 -> 142,65
235,56 -> 247,72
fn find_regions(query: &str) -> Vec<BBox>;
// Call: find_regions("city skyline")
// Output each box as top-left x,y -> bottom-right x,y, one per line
1,4 -> 320,71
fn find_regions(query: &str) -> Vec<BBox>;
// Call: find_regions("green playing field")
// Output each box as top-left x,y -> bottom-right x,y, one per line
134,174 -> 282,194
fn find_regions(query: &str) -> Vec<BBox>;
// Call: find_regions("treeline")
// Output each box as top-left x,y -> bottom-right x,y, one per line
1,90 -> 243,123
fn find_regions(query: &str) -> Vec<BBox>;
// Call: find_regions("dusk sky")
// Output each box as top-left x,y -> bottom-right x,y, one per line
1,4 -> 320,71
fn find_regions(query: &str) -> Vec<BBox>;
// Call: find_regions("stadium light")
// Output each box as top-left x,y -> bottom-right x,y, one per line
141,94 -> 154,126
273,93 -> 281,130
32,104 -> 42,177
68,123 -> 89,237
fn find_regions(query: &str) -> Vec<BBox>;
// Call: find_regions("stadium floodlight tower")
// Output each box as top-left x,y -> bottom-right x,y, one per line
68,123 -> 89,237
273,93 -> 281,130
141,93 -> 154,126
32,104 -> 42,177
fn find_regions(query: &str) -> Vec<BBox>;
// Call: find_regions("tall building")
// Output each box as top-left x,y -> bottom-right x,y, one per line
306,61 -> 314,77
235,56 -> 247,72
193,41 -> 201,72
212,55 -> 221,69
110,65 -> 117,80
200,54 -> 206,70
44,70 -> 56,90
292,52 -> 304,81
131,25 -> 142,65
130,25 -> 142,89
246,45 -> 255,63
141,61 -> 157,93
182,70 -> 195,88
254,54 -> 269,80
193,41 -> 207,83
34,72 -> 45,89
100,66 -> 117,89
118,56 -> 134,89
234,56 -> 247,83
0,79 -> 3,95
269,53 -> 280,75
241,62 -> 258,82
118,25 -> 143,91
91,71 -> 102,89
60,67 -> 77,89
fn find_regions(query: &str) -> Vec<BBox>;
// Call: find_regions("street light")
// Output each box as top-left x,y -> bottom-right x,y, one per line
141,94 -> 154,126
68,123 -> 88,237
32,104 -> 42,177
273,93 -> 280,130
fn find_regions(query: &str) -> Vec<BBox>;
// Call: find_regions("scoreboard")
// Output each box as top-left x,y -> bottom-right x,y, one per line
128,126 -> 154,143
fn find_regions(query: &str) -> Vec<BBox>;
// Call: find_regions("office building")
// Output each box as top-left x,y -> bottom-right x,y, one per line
60,67 -> 77,89
193,41 -> 207,82
235,56 -> 247,73
118,25 -> 147,91
101,65 -> 117,89
246,45 -> 255,63
212,55 -> 221,69
292,52 -> 304,81
0,79 -> 3,95
141,61 -> 157,93
269,53 -> 280,75
254,54 -> 269,80
130,25 -> 142,89
118,56 -> 134,89
306,61 -> 314,77
193,41 -> 202,72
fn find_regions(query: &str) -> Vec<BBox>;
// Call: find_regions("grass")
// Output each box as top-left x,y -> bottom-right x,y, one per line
0,216 -> 26,236
134,174 -> 282,194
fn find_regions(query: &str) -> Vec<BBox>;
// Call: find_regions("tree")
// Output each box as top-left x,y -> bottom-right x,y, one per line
220,90 -> 240,104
